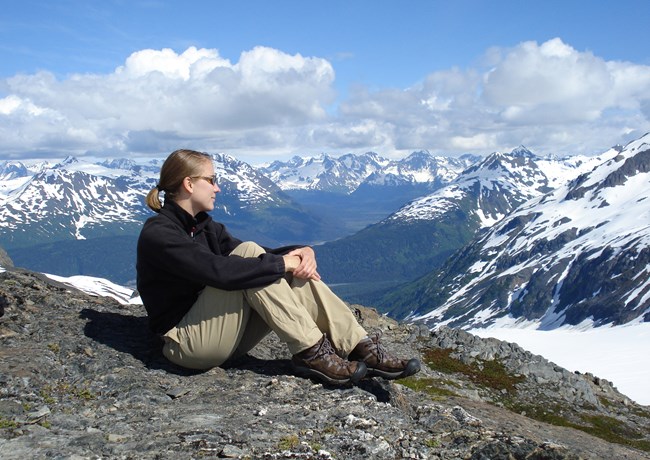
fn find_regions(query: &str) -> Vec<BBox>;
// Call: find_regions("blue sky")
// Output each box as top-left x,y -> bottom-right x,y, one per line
2,0 -> 650,163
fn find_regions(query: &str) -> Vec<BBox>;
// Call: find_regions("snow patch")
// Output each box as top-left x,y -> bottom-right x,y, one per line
470,322 -> 650,406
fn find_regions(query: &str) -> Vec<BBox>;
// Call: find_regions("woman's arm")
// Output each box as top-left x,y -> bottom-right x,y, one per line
140,218 -> 287,291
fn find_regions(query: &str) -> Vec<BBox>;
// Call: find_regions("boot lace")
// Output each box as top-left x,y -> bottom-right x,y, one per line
313,335 -> 336,360
369,332 -> 387,363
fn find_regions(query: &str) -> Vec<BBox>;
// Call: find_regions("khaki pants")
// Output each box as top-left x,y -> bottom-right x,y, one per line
162,242 -> 367,370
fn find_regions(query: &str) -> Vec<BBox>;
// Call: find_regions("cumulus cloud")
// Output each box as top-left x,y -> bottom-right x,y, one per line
0,46 -> 335,158
332,38 -> 650,156
1,39 -> 649,160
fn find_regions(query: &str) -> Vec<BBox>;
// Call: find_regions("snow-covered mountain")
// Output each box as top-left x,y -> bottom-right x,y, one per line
362,151 -> 478,188
382,134 -> 650,328
0,153 -> 327,283
0,153 -> 320,248
261,152 -> 389,193
210,153 -> 296,212
388,146 -> 605,228
316,145 -> 600,294
0,157 -> 153,248
261,151 -> 478,193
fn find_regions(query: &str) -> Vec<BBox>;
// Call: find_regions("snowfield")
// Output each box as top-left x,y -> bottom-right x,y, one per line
470,322 -> 650,406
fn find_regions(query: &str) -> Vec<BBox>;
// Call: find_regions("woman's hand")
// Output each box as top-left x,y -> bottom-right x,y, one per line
286,246 -> 321,281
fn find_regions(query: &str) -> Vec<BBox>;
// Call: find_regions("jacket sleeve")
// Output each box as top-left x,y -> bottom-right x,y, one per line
213,222 -> 304,257
139,219 -> 287,291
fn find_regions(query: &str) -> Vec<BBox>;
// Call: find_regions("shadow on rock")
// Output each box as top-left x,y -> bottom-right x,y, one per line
223,353 -> 293,378
80,308 -> 198,376
79,307 -> 293,379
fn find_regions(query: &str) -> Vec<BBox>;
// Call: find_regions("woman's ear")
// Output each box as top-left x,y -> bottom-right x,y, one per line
181,176 -> 194,194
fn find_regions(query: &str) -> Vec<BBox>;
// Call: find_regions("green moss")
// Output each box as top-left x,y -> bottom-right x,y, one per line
277,434 -> 299,450
322,426 -> 338,435
598,396 -> 615,408
424,438 -> 440,448
41,381 -> 96,404
630,405 -> 650,418
399,376 -> 459,399
581,414 -> 650,450
419,348 -> 650,452
0,418 -> 18,429
422,348 -> 524,393
508,402 -> 574,426
507,402 -> 650,452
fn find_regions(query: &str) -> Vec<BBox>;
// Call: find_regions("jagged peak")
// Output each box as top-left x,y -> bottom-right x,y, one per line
54,156 -> 79,168
404,149 -> 432,159
0,160 -> 29,178
511,145 -> 535,157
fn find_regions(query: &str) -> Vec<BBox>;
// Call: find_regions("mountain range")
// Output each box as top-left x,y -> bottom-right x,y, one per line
379,134 -> 650,328
313,146 -> 605,303
1,134 -> 649,330
0,150 -> 470,285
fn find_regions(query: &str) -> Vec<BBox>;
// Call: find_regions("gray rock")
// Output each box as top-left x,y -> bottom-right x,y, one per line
0,269 -> 648,459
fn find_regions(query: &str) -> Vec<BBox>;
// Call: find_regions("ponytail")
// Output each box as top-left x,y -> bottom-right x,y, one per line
145,186 -> 163,212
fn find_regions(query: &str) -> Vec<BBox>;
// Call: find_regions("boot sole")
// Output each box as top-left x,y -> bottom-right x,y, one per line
293,362 -> 367,386
366,358 -> 421,380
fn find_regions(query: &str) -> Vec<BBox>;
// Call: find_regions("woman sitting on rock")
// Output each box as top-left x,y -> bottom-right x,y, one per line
136,149 -> 420,385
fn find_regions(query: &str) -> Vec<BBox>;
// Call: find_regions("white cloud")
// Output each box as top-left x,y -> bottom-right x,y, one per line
1,39 -> 649,161
483,38 -> 633,123
332,38 -> 650,156
0,46 -> 335,157
116,47 -> 230,80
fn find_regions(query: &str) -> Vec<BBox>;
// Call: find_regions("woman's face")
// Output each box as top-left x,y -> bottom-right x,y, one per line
190,159 -> 220,214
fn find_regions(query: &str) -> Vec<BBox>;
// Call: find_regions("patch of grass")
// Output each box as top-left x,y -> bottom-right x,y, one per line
39,389 -> 56,405
507,402 -> 650,452
424,438 -> 440,448
322,426 -> 338,435
630,405 -> 650,418
0,417 -> 18,429
399,376 -> 459,399
508,402 -> 574,426
41,381 -> 96,404
420,348 -> 650,452
582,414 -> 650,451
278,434 -> 299,450
38,420 -> 51,429
422,348 -> 524,393
598,396 -> 615,409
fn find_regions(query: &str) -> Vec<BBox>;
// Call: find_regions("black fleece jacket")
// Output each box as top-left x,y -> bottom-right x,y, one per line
136,200 -> 300,334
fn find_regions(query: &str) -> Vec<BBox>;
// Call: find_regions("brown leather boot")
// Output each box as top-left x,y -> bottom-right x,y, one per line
349,332 -> 420,380
292,335 -> 367,385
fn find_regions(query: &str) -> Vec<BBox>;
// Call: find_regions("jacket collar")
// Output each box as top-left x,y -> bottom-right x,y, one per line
160,200 -> 212,235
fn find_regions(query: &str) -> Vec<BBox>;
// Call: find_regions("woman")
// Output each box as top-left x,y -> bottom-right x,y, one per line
137,149 -> 420,385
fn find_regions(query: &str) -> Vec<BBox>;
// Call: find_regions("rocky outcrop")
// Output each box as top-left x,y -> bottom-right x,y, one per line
0,268 -> 648,459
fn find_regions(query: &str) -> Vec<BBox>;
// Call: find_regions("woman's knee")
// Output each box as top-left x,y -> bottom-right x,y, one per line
231,241 -> 265,258
163,339 -> 228,370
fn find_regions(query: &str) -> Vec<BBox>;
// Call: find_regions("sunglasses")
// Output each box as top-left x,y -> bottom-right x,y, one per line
191,174 -> 218,186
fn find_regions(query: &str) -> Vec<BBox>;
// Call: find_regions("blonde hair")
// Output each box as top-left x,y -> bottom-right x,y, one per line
145,149 -> 212,212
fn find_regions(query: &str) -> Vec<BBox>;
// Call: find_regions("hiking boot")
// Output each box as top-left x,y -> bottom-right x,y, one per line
292,335 -> 367,385
349,332 -> 421,380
